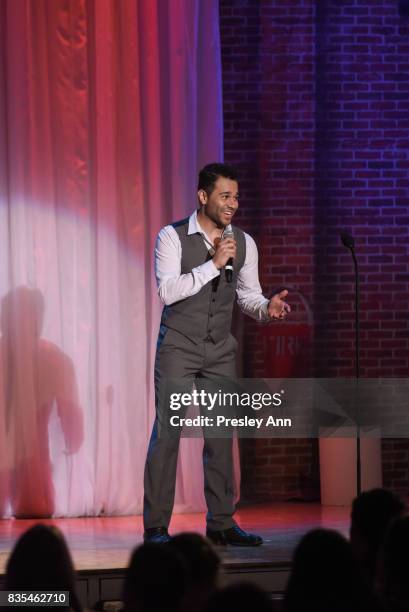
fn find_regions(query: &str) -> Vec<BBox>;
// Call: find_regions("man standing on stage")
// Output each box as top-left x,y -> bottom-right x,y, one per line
143,163 -> 290,546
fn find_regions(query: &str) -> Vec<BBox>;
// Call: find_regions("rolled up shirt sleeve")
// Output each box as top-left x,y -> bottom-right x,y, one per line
236,233 -> 270,322
155,225 -> 220,305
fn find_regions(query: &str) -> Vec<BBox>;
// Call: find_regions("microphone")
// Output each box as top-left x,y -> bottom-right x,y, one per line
341,231 -> 355,251
223,224 -> 234,282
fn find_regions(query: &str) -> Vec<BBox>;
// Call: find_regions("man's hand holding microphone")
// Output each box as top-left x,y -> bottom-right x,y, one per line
212,235 -> 236,272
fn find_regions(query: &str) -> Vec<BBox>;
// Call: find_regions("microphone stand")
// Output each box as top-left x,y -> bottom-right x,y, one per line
351,246 -> 361,495
341,233 -> 361,495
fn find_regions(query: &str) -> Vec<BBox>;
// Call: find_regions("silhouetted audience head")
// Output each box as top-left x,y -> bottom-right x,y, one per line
203,582 -> 275,612
350,488 -> 405,584
283,528 -> 379,612
5,524 -> 82,612
378,516 -> 409,612
123,542 -> 188,612
169,533 -> 220,611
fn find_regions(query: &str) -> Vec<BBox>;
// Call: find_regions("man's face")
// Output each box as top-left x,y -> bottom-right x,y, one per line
198,176 -> 239,228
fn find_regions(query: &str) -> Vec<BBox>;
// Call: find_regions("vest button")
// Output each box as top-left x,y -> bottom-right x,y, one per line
210,314 -> 213,317
212,298 -> 215,302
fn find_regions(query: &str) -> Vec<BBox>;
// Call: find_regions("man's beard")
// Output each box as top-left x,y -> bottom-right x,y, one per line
200,206 -> 231,229
208,211 -> 228,229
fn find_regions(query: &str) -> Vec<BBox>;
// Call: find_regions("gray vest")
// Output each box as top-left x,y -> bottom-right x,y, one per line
161,216 -> 246,344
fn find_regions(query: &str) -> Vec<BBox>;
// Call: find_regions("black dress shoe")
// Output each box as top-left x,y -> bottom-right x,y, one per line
206,525 -> 263,547
143,527 -> 171,543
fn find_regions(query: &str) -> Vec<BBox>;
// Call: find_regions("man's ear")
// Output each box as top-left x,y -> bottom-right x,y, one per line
198,189 -> 208,206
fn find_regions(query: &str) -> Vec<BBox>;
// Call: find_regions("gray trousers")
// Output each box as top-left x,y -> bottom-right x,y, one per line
143,326 -> 238,530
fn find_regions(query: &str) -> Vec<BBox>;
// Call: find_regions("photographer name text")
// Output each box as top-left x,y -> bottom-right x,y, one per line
169,415 -> 292,428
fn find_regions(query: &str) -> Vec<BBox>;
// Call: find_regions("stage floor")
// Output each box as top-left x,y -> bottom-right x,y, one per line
0,503 -> 350,576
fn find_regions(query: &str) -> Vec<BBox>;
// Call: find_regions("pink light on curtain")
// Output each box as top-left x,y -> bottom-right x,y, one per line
0,0 -> 233,518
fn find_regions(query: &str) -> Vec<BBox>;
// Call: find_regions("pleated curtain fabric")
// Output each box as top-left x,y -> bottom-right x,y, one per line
0,0 -> 236,517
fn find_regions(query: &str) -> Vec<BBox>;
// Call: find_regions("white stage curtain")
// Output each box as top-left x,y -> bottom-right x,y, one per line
0,0 -> 237,518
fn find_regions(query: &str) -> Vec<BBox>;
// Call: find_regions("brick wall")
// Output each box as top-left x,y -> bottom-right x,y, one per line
220,0 -> 409,501
314,1 -> 409,496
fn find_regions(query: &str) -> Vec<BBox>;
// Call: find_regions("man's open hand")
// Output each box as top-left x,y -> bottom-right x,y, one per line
268,289 -> 291,320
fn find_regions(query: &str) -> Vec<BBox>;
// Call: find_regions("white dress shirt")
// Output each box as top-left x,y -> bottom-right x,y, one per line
155,210 -> 270,322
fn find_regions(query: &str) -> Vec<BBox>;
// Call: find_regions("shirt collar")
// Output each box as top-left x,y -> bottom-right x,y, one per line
187,209 -> 201,235
188,209 -> 217,253
188,209 -> 224,236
